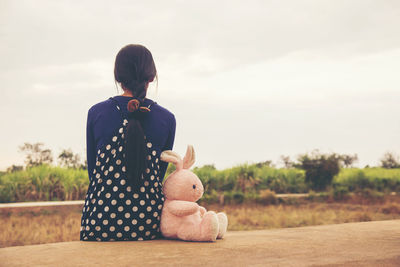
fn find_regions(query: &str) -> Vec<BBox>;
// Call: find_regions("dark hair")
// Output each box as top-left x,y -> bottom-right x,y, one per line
114,44 -> 157,191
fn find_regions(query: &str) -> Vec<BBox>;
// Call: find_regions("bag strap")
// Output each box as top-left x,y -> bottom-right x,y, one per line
109,96 -> 157,120
108,97 -> 125,120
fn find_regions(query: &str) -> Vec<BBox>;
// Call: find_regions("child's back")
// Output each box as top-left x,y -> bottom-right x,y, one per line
80,95 -> 175,241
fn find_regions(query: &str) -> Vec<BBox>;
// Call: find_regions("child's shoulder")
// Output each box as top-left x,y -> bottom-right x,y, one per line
150,100 -> 175,123
88,98 -> 117,116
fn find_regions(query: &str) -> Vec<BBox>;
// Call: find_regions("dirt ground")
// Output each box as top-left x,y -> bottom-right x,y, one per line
1,220 -> 399,267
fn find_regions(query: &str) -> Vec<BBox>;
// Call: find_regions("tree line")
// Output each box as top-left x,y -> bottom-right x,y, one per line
258,151 -> 400,191
6,142 -> 86,173
5,142 -> 400,191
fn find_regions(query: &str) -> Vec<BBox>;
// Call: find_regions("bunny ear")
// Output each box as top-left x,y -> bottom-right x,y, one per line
160,150 -> 183,170
183,145 -> 195,169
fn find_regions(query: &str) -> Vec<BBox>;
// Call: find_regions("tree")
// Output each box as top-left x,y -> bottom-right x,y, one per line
339,154 -> 358,168
18,142 -> 53,167
280,155 -> 294,168
380,152 -> 400,169
236,165 -> 260,192
297,150 -> 341,191
81,159 -> 88,170
6,165 -> 24,172
255,160 -> 272,168
58,149 -> 82,168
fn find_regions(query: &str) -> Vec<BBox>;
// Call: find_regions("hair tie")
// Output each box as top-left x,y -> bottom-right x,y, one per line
139,106 -> 151,112
127,99 -> 140,112
127,99 -> 152,113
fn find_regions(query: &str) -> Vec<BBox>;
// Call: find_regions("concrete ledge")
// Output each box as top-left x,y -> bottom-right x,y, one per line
0,200 -> 84,209
0,194 -> 310,209
1,220 -> 400,266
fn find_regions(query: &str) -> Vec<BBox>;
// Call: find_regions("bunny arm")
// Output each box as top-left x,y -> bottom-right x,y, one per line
165,200 -> 200,217
199,206 -> 206,216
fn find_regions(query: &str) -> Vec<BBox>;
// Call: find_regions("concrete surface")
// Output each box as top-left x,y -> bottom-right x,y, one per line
1,220 -> 400,267
0,200 -> 84,209
0,194 -> 310,209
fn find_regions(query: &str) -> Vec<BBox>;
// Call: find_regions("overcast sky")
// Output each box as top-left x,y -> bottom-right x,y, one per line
1,0 -> 399,170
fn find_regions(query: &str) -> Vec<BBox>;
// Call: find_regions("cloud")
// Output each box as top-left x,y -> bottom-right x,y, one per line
23,60 -> 114,96
1,0 -> 400,170
2,0 -> 400,71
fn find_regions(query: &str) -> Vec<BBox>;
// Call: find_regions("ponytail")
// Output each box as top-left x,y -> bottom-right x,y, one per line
125,109 -> 147,191
124,85 -> 148,191
114,44 -> 157,191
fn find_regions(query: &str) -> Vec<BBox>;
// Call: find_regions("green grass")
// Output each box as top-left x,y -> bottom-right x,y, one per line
193,164 -> 307,194
1,164 -> 399,203
334,168 -> 400,192
0,164 -> 88,202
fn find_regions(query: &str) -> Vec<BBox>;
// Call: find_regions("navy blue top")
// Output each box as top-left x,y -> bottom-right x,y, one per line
86,96 -> 176,182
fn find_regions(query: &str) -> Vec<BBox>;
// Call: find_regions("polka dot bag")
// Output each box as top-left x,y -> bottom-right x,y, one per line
80,97 -> 164,241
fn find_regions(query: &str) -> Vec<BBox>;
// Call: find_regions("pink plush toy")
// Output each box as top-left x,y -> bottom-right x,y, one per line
160,145 -> 228,242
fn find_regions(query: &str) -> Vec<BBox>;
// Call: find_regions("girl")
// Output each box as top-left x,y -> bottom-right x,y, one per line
80,44 -> 176,241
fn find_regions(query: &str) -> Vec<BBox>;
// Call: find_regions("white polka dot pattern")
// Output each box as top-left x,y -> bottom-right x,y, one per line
80,99 -> 164,242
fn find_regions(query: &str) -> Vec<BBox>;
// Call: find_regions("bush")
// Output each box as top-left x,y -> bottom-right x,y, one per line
257,189 -> 277,205
332,186 -> 350,200
199,190 -> 219,205
358,188 -> 384,201
232,191 -> 245,204
307,190 -> 317,201
298,152 -> 341,191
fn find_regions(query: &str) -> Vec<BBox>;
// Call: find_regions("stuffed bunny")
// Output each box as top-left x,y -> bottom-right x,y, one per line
160,145 -> 228,242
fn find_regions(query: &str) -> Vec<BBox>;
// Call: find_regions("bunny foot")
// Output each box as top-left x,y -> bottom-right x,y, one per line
200,211 -> 219,241
217,212 -> 228,239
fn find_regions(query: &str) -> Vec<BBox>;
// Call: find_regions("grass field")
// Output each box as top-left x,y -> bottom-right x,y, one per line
1,196 -> 400,248
1,165 -> 399,203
